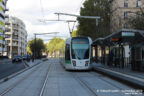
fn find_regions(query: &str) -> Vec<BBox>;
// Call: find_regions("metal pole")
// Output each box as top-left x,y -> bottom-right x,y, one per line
7,44 -> 8,57
67,22 -> 71,36
96,19 -> 99,38
2,34 -> 4,56
95,46 -> 98,62
34,32 -> 59,58
21,36 -> 22,56
55,13 -> 100,19
54,13 -> 100,37
34,34 -> 36,59
0,33 -> 5,56
66,21 -> 76,37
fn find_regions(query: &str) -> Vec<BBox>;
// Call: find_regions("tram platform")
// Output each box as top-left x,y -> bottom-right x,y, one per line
92,63 -> 144,90
24,59 -> 42,67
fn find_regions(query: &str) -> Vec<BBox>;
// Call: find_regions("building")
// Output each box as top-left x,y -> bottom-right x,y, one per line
110,0 -> 144,33
5,16 -> 27,58
0,0 -> 7,56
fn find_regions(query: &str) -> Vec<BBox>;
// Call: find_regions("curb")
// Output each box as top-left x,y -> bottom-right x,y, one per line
0,60 -> 44,83
93,66 -> 144,90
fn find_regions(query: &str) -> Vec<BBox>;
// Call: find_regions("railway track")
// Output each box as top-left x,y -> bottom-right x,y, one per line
70,71 -> 142,96
39,63 -> 52,96
1,59 -> 142,96
59,59 -> 143,96
0,61 -> 51,96
88,72 -> 141,96
0,64 -> 41,96
71,72 -> 98,96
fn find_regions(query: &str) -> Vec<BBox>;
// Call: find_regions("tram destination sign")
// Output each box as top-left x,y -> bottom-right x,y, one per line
121,32 -> 135,37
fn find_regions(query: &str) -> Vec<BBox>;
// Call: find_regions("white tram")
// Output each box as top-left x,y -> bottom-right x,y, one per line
60,37 -> 93,70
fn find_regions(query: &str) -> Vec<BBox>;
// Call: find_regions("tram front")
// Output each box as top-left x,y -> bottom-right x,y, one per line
71,37 -> 92,70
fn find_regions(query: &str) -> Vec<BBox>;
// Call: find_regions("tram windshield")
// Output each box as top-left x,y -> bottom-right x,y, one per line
72,38 -> 89,59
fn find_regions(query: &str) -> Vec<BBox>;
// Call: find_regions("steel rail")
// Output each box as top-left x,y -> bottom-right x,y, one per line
89,72 -> 137,96
58,58 -> 97,96
71,72 -> 98,96
39,63 -> 52,96
0,63 -> 42,96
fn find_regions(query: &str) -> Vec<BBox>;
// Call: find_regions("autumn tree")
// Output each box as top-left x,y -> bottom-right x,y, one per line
72,30 -> 78,37
45,37 -> 65,57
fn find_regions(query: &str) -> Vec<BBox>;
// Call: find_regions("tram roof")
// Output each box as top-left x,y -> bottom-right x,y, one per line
92,29 -> 144,46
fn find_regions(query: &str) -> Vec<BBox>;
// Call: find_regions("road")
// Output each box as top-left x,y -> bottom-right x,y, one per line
0,61 -> 26,80
0,59 -> 143,96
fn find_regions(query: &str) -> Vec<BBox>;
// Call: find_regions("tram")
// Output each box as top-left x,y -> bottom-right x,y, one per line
60,37 -> 93,70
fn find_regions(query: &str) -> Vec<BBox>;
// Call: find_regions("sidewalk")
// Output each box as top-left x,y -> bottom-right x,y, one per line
92,62 -> 144,90
24,59 -> 42,67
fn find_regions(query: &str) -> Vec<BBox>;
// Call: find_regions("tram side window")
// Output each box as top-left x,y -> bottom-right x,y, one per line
65,44 -> 70,60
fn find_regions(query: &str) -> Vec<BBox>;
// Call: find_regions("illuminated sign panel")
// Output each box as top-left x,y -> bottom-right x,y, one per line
122,32 -> 135,37
72,39 -> 88,44
111,38 -> 119,42
73,41 -> 87,44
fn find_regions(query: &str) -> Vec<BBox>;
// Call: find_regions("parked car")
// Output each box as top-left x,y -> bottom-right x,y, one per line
23,55 -> 31,61
12,55 -> 22,63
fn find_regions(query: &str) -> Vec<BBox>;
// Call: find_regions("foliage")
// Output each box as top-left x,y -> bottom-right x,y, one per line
27,46 -> 32,55
72,30 -> 78,37
128,16 -> 144,30
77,0 -> 111,40
45,37 -> 65,56
27,38 -> 45,58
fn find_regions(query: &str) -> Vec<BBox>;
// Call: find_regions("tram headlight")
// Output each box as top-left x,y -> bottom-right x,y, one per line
85,61 -> 89,66
72,61 -> 76,66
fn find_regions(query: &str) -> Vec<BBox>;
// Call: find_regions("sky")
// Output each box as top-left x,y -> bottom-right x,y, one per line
7,0 -> 85,42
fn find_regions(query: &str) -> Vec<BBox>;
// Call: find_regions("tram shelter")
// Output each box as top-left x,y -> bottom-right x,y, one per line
92,29 -> 144,71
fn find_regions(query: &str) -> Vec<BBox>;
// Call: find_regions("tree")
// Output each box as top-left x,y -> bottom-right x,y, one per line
27,38 -> 45,58
77,0 -> 111,40
45,37 -> 65,57
128,16 -> 144,30
27,46 -> 32,55
72,30 -> 78,37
